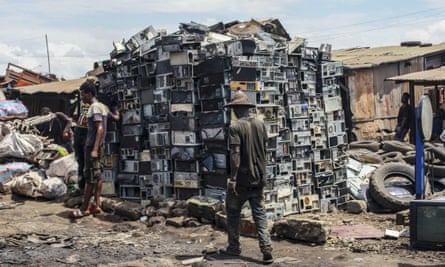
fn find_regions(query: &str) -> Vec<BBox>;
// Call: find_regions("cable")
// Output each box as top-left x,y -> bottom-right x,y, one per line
307,12 -> 445,43
308,13 -> 445,40
299,6 -> 445,35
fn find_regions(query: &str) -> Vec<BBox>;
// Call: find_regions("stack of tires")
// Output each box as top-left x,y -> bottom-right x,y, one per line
348,140 -> 445,212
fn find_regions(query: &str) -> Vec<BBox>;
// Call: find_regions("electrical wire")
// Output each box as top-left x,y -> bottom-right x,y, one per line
299,6 -> 445,35
307,11 -> 445,43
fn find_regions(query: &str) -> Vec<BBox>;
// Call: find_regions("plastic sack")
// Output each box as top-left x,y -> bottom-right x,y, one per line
0,162 -> 32,188
45,153 -> 78,178
0,131 -> 43,158
0,122 -> 11,142
7,171 -> 43,197
39,177 -> 67,199
0,100 -> 28,120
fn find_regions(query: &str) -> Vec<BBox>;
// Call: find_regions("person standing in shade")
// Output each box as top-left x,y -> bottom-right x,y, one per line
220,91 -> 273,264
72,82 -> 120,195
71,81 -> 107,218
394,92 -> 412,142
72,98 -> 90,194
38,107 -> 73,153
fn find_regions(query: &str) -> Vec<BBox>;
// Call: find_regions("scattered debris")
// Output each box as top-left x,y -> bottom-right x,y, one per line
329,224 -> 384,239
0,201 -> 24,210
272,216 -> 330,243
180,256 -> 204,265
384,229 -> 400,239
346,200 -> 368,214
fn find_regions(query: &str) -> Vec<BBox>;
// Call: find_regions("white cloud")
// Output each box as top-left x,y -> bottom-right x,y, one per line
0,43 -> 45,75
425,0 -> 445,7
1,0 -> 445,78
0,0 -> 299,18
403,19 -> 445,44
426,20 -> 445,43
55,45 -> 84,58
0,25 -> 123,78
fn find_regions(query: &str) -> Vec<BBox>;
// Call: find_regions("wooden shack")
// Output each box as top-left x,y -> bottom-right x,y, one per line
332,42 -> 445,141
12,78 -> 87,116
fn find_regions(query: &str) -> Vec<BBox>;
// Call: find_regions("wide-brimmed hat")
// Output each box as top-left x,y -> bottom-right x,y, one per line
225,91 -> 255,107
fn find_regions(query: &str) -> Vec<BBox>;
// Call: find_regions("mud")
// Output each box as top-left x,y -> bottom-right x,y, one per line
0,193 -> 444,267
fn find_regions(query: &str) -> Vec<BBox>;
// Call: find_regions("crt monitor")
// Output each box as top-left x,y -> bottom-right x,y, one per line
410,199 -> 445,250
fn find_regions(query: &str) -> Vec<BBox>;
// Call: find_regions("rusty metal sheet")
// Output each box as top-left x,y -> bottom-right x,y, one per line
14,78 -> 87,94
332,43 -> 445,69
387,66 -> 445,83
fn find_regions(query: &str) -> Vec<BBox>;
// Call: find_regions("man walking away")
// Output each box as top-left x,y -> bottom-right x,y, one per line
220,90 -> 273,264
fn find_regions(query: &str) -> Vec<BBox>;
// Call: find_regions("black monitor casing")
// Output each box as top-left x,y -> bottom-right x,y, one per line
410,200 -> 445,250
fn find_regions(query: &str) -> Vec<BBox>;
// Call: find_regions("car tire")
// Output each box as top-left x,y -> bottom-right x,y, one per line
369,162 -> 416,212
381,140 -> 414,154
349,140 -> 381,152
346,149 -> 383,164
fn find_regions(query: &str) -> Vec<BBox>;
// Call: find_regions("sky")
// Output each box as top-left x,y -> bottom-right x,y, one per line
1,0 -> 445,80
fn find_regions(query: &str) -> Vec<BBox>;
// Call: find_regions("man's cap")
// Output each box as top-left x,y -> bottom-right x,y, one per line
225,91 -> 255,108
40,107 -> 52,115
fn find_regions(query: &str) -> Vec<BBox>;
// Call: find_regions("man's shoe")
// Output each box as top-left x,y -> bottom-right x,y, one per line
219,247 -> 241,256
263,251 -> 273,264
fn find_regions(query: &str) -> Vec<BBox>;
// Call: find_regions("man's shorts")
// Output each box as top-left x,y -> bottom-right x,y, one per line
83,146 -> 104,184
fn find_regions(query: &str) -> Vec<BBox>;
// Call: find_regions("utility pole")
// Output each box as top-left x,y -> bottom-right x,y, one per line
45,34 -> 51,74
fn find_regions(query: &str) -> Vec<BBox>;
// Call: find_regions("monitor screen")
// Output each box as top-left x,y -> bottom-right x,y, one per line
410,200 -> 445,250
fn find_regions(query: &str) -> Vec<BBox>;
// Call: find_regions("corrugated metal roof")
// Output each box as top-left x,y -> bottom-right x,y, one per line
331,43 -> 445,69
386,66 -> 445,83
14,78 -> 87,94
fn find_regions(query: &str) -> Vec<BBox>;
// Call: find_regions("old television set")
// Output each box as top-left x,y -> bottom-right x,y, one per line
410,199 -> 445,250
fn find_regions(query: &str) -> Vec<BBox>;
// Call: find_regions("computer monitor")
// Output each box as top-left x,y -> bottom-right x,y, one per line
410,199 -> 445,250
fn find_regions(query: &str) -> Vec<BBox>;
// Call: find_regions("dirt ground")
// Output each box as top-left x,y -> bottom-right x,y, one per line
0,193 -> 444,267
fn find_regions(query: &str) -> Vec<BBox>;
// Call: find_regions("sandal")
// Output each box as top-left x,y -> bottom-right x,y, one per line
88,204 -> 102,215
70,208 -> 90,218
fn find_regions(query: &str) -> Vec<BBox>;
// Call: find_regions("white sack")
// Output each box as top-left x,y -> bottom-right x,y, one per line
45,153 -> 78,178
39,177 -> 67,199
8,171 -> 43,197
0,131 -> 43,158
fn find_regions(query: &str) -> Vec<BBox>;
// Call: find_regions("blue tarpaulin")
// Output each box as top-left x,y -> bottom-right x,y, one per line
0,100 -> 28,120
0,162 -> 32,191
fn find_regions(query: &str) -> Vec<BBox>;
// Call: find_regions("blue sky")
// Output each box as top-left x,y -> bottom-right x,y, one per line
1,0 -> 444,79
